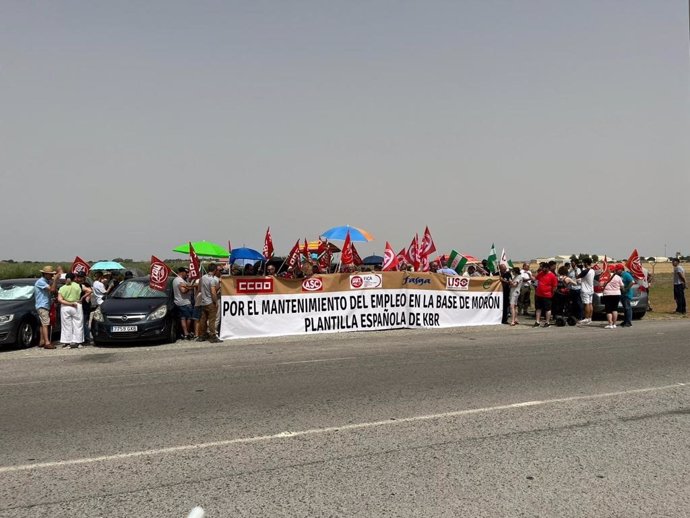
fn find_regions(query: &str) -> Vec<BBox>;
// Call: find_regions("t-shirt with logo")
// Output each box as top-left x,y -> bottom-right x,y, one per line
172,277 -> 192,307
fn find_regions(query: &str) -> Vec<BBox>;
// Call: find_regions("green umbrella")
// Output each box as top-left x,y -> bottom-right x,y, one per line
172,241 -> 229,258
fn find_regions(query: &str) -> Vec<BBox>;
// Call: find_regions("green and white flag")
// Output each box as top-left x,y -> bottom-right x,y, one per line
447,250 -> 468,273
486,243 -> 497,273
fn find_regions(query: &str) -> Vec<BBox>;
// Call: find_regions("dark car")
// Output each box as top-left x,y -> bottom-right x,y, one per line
91,277 -> 179,345
0,278 -> 60,348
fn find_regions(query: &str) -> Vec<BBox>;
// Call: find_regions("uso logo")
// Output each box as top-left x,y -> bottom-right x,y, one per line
302,277 -> 323,292
237,278 -> 274,294
446,276 -> 470,291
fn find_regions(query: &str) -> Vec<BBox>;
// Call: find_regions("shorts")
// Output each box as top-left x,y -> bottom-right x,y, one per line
509,292 -> 520,306
178,305 -> 193,319
535,296 -> 552,312
37,308 -> 50,326
580,291 -> 593,304
191,307 -> 202,321
602,295 -> 621,313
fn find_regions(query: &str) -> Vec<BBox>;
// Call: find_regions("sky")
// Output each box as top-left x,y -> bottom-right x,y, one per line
1,1 -> 688,262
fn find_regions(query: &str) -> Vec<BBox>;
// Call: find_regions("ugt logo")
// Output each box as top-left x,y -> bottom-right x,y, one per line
151,263 -> 168,284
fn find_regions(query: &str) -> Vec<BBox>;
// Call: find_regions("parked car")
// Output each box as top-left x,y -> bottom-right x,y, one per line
592,269 -> 648,319
91,277 -> 179,345
0,278 -> 61,348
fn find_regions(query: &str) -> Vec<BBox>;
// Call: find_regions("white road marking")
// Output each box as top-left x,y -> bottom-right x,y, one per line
274,357 -> 357,365
0,381 -> 686,474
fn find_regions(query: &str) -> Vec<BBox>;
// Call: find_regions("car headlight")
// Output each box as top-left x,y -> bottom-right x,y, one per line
92,308 -> 104,322
146,305 -> 167,321
0,314 -> 14,324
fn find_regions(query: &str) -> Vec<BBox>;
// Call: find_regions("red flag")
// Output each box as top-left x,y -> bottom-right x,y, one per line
599,255 -> 611,284
71,256 -> 90,276
341,231 -> 354,266
397,247 -> 409,266
420,226 -> 437,257
626,249 -> 645,280
286,240 -> 301,270
302,238 -> 310,262
318,238 -> 332,271
419,254 -> 430,272
188,242 -> 201,281
406,235 -> 420,272
150,255 -> 171,291
263,227 -> 274,259
382,241 -> 399,271
351,242 -> 363,266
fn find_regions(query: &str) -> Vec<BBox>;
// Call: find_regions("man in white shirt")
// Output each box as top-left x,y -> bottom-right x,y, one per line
518,263 -> 534,316
91,271 -> 111,307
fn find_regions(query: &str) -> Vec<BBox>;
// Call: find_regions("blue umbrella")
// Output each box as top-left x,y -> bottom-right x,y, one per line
90,261 -> 125,270
229,247 -> 264,264
362,255 -> 384,265
321,225 -> 374,243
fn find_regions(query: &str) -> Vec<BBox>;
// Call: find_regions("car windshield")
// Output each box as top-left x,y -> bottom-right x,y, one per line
0,283 -> 34,301
111,280 -> 167,299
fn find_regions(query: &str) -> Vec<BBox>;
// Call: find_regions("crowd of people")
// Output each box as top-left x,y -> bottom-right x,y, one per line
32,256 -> 685,349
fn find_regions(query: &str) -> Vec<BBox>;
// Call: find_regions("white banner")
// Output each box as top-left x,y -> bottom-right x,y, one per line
220,286 -> 502,340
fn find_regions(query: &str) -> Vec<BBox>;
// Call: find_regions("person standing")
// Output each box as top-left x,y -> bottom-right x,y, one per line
197,264 -> 222,343
92,271 -> 110,307
57,272 -> 84,347
672,258 -> 686,315
74,272 -> 93,344
533,262 -> 557,327
498,263 -> 512,324
619,265 -> 634,327
577,258 -> 596,324
602,267 -> 624,329
34,265 -> 62,349
518,262 -> 533,316
567,261 -> 583,321
509,266 -> 523,326
173,267 -> 195,339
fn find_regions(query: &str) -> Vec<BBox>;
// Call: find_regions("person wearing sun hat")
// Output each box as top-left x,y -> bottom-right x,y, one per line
34,265 -> 63,349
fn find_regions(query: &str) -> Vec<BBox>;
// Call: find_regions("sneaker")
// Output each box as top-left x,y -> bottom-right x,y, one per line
208,337 -> 222,343
533,322 -> 540,328
195,337 -> 206,342
542,322 -> 551,328
612,324 -> 617,328
70,343 -> 79,349
605,324 -> 613,329
62,343 -> 70,348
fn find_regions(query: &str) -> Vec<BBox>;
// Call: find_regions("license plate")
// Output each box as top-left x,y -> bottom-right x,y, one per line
112,326 -> 137,332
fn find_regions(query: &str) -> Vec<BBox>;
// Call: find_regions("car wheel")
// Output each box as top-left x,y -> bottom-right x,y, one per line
17,319 -> 36,348
633,311 -> 645,320
93,339 -> 106,347
166,318 -> 178,344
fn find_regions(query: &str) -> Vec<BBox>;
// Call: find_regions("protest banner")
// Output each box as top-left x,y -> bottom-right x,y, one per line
220,272 -> 502,340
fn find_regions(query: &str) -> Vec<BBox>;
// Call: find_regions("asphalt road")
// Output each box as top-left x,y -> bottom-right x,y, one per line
0,320 -> 688,517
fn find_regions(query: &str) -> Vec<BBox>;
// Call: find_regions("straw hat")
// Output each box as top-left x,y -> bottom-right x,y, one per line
39,265 -> 58,275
